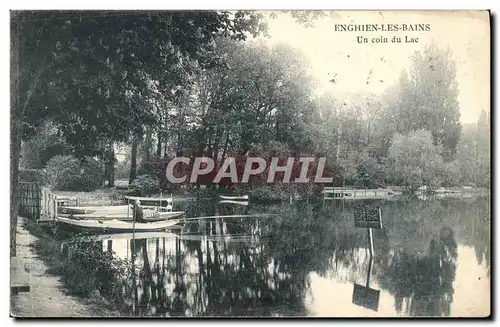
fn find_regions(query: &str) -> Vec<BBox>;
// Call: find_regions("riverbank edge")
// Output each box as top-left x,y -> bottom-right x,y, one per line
10,217 -> 123,318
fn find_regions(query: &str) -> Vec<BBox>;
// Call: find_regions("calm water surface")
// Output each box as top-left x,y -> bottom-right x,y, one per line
62,196 -> 491,317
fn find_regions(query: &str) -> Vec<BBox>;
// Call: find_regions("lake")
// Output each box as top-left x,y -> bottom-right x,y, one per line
60,196 -> 490,317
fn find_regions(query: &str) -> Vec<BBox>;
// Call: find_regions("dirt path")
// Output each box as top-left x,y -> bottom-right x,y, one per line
10,218 -> 120,318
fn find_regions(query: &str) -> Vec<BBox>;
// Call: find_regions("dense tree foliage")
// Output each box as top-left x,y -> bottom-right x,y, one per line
12,12 -> 490,255
10,10 -> 267,255
387,130 -> 444,190
20,120 -> 70,169
384,45 -> 461,159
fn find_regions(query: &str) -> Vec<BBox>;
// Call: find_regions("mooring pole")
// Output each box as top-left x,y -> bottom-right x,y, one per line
133,202 -> 137,231
366,254 -> 373,288
131,199 -> 138,316
367,227 -> 374,257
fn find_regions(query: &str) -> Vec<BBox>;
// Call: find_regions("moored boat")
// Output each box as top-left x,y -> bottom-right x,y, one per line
58,205 -> 173,215
58,207 -> 93,215
218,200 -> 249,206
56,216 -> 180,233
124,195 -> 174,204
59,210 -> 185,221
58,205 -> 129,215
219,195 -> 249,200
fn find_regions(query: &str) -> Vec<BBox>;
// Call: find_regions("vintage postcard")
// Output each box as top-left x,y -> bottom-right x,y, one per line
10,10 -> 490,318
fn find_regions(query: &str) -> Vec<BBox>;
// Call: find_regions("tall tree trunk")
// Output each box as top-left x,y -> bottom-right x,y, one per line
156,130 -> 162,158
10,16 -> 53,256
212,128 -> 224,161
107,145 -> 115,187
207,133 -> 212,158
221,132 -> 230,163
336,116 -> 341,163
176,132 -> 183,157
101,155 -> 107,187
10,21 -> 21,258
141,128 -> 152,162
129,138 -> 138,184
10,99 -> 21,259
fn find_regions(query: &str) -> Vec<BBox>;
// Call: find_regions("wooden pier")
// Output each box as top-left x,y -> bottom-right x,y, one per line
323,187 -> 399,200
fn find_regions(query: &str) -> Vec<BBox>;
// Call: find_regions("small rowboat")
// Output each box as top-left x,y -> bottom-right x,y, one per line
58,205 -> 129,215
56,216 -> 180,233
59,211 -> 185,221
58,205 -> 173,215
125,195 -> 175,211
219,195 -> 249,201
218,200 -> 249,206
58,207 -> 93,215
124,196 -> 174,204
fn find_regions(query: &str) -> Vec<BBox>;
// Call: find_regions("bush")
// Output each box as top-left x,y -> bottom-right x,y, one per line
114,160 -> 131,180
60,239 -> 131,299
45,155 -> 103,191
25,219 -> 132,308
19,169 -> 47,185
138,155 -> 164,177
246,182 -> 324,202
247,183 -> 293,201
131,174 -> 160,196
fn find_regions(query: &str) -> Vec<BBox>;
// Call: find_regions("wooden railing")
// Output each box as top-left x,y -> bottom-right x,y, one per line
17,182 -> 41,220
40,187 -> 58,221
17,182 -> 59,222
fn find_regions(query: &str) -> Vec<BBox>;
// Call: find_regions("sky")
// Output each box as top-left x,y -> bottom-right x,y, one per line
257,11 -> 490,124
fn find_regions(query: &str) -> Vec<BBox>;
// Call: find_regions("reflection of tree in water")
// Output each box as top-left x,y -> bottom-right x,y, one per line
128,237 -> 188,316
114,196 -> 486,317
185,202 -> 317,316
375,197 -> 489,275
457,198 -> 490,274
124,201 -> 366,316
380,226 -> 458,317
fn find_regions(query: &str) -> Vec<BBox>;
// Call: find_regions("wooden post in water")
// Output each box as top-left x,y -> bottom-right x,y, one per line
131,199 -> 137,315
367,227 -> 374,257
131,237 -> 138,316
366,254 -> 373,287
132,200 -> 137,238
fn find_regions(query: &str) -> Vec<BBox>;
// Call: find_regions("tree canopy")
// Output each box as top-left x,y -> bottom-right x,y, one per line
12,10 -> 268,156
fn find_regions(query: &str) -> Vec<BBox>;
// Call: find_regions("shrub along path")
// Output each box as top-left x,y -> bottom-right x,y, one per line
10,218 -> 119,318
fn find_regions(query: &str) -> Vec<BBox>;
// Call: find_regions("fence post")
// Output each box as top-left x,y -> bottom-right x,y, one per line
36,184 -> 41,221
53,195 -> 56,220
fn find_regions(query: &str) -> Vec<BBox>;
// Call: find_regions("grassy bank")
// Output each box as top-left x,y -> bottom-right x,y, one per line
23,219 -> 134,316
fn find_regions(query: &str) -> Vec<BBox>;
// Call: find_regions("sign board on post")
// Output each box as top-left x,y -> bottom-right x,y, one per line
352,256 -> 379,311
354,206 -> 382,229
352,283 -> 380,312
